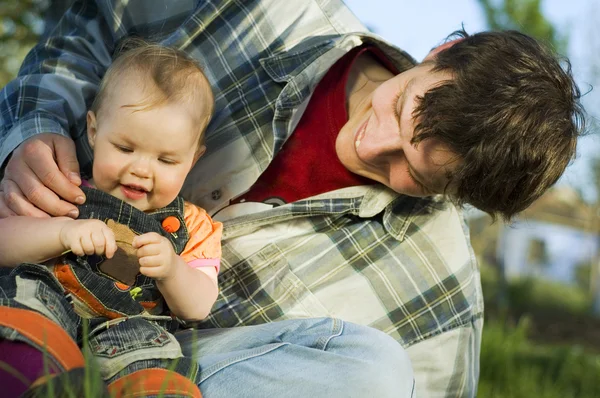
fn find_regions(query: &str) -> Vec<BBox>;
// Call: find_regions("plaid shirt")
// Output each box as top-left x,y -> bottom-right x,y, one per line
0,1 -> 484,396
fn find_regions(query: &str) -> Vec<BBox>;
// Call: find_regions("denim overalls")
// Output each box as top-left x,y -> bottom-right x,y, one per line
0,187 -> 200,384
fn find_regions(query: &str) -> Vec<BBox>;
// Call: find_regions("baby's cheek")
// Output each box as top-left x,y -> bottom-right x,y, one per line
94,159 -> 120,183
157,173 -> 187,202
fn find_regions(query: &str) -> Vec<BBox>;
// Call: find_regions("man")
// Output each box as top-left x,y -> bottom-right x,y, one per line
0,0 -> 583,396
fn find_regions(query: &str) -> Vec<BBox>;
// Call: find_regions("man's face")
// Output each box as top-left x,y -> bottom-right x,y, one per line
87,81 -> 203,212
337,63 -> 460,197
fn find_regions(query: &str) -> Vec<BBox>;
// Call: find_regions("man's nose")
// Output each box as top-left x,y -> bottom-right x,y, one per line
360,131 -> 405,160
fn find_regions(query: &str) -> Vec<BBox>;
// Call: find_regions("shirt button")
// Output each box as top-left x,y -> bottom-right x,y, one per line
211,189 -> 222,200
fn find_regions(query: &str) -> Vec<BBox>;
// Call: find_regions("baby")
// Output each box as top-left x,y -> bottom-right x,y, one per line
0,40 -> 220,397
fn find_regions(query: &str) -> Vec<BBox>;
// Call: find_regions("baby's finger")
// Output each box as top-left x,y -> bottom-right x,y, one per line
136,243 -> 161,259
139,264 -> 167,280
103,228 -> 117,259
138,254 -> 161,268
139,266 -> 157,279
70,240 -> 84,257
132,232 -> 162,248
80,234 -> 96,256
91,229 -> 106,255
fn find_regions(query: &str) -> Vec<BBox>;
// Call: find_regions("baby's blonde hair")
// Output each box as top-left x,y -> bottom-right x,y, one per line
91,38 -> 214,148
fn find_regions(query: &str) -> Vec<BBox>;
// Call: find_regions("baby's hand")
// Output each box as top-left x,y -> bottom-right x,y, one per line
59,219 -> 117,258
133,232 -> 178,281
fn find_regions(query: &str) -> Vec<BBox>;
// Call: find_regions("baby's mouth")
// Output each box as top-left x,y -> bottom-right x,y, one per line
120,184 -> 149,200
122,183 -> 149,192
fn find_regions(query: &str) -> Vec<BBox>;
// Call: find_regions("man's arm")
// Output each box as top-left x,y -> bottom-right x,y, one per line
0,0 -> 117,217
1,134 -> 84,218
0,0 -> 115,166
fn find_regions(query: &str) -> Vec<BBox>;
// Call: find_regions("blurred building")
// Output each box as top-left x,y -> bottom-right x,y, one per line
470,187 -> 600,286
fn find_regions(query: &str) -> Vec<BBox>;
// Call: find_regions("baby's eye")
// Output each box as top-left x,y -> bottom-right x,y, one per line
115,145 -> 133,153
159,158 -> 176,165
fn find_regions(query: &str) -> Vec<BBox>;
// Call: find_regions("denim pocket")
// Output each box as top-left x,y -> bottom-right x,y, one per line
0,264 -> 78,340
89,317 -> 183,380
34,279 -> 79,338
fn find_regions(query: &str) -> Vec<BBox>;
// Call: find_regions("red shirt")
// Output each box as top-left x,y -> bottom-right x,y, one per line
235,46 -> 395,205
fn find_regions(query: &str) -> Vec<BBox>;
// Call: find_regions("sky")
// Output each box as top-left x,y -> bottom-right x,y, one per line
343,0 -> 600,201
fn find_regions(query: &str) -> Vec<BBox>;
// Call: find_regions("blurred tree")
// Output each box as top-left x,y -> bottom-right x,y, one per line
0,0 -> 46,87
0,0 -> 73,88
588,154 -> 600,312
474,0 -> 570,315
574,260 -> 592,292
476,0 -> 566,52
577,4 -> 600,315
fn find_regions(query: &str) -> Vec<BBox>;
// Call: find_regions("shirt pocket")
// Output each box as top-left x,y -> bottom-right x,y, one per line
204,243 -> 330,327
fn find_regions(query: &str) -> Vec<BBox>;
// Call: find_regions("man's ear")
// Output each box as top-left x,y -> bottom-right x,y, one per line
193,145 -> 206,166
423,38 -> 465,62
87,111 -> 98,149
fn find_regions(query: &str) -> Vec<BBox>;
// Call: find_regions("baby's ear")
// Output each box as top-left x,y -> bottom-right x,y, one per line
193,145 -> 206,165
87,111 -> 98,149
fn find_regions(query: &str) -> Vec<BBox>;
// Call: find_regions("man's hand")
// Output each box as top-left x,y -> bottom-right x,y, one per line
59,219 -> 117,258
0,133 -> 85,218
133,232 -> 180,281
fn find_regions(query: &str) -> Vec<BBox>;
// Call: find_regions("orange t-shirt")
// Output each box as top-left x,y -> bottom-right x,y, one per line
181,201 -> 223,274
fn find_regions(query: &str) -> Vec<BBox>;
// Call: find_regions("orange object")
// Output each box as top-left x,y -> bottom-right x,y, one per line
108,368 -> 202,398
180,203 -> 222,266
161,216 -> 181,233
0,306 -> 85,371
114,282 -> 131,291
54,262 -> 125,319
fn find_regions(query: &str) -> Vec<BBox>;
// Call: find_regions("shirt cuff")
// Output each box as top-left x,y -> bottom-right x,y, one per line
0,114 -> 67,169
188,258 -> 221,274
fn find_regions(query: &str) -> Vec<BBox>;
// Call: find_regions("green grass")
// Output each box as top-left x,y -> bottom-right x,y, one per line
507,278 -> 592,317
479,316 -> 600,397
478,259 -> 600,397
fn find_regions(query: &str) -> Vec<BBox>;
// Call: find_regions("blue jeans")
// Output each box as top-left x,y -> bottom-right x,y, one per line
0,265 -> 414,396
177,317 -> 416,397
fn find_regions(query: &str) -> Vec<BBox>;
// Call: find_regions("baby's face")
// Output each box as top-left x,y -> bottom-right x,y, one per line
87,83 -> 204,212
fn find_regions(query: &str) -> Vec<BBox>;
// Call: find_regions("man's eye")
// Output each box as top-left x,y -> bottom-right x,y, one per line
406,167 -> 432,194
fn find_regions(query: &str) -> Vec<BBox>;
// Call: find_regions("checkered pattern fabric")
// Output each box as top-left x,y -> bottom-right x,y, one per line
0,1 -> 483,396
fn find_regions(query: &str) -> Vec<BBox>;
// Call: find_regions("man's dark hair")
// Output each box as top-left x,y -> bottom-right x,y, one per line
412,29 -> 585,220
